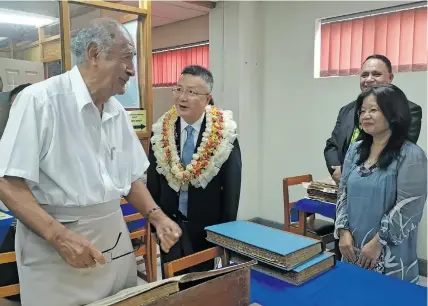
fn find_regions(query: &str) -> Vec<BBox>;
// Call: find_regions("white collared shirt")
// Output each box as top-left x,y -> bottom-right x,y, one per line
0,66 -> 149,207
180,113 -> 205,157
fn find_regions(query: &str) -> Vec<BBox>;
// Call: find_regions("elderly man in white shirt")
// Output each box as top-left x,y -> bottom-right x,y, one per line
0,18 -> 181,306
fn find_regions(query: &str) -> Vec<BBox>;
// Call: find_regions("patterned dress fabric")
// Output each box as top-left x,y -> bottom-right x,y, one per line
335,141 -> 427,283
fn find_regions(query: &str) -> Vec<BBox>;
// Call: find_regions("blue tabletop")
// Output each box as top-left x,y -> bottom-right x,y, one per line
250,261 -> 427,306
290,198 -> 336,221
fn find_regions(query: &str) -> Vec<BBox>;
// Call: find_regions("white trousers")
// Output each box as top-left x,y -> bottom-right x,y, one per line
15,200 -> 137,306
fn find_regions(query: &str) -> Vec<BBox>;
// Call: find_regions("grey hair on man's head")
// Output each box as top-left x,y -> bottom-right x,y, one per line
71,17 -> 132,66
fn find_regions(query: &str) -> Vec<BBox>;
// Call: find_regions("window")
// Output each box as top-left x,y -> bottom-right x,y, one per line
316,2 -> 427,77
152,42 -> 209,87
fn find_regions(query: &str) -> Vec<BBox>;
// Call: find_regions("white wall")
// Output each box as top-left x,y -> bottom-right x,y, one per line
210,1 -> 427,259
210,1 -> 263,221
152,15 -> 208,50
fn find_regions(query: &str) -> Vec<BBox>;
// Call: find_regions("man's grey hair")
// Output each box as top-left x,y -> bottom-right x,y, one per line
71,18 -> 132,66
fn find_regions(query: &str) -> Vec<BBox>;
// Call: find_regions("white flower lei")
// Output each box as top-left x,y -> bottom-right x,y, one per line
151,105 -> 237,192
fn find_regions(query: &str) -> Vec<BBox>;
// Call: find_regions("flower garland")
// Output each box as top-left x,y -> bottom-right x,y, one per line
151,105 -> 237,192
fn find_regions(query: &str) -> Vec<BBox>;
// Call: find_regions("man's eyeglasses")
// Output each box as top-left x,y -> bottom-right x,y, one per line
172,86 -> 210,98
101,232 -> 141,263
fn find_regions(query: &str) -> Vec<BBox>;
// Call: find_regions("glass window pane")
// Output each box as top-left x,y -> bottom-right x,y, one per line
69,3 -> 143,109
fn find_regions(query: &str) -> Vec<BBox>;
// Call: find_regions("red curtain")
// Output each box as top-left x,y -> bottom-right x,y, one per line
320,7 -> 427,77
152,44 -> 209,87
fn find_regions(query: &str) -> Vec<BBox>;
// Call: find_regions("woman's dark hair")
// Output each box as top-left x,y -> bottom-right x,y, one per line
354,84 -> 411,169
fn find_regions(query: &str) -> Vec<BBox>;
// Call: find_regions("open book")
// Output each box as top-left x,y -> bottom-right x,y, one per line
86,260 -> 257,306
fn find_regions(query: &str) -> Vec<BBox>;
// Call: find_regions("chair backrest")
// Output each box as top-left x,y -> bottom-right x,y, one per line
283,174 -> 313,233
120,198 -> 155,282
163,246 -> 229,279
0,251 -> 20,298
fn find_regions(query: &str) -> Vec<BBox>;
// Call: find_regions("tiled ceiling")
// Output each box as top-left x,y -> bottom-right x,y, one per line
108,1 -> 211,27
151,1 -> 210,27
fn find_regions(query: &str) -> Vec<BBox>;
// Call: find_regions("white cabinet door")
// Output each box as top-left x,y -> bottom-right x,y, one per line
0,58 -> 44,92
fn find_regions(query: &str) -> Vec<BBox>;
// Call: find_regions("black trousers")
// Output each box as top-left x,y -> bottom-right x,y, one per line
0,226 -> 20,301
160,214 -> 214,279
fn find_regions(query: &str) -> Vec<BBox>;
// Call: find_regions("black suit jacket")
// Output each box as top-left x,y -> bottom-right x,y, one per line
324,100 -> 422,175
147,116 -> 242,252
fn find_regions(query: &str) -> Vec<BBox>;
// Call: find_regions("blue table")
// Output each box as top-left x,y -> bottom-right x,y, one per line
290,198 -> 336,222
250,261 -> 427,306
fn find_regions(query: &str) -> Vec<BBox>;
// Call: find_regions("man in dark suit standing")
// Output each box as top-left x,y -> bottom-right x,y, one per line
324,54 -> 422,184
147,65 -> 242,277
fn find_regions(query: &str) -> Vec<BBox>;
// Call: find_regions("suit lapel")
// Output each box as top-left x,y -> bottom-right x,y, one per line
175,119 -> 181,157
344,104 -> 356,147
194,116 -> 206,153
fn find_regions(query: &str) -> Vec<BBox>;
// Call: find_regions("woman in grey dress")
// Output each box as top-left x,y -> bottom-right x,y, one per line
334,84 -> 427,284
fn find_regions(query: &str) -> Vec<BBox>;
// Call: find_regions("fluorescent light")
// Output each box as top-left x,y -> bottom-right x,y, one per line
0,9 -> 58,27
0,37 -> 8,42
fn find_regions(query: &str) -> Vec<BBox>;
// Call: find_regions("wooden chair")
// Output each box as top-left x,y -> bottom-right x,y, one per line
0,252 -> 19,298
283,174 -> 336,250
121,199 -> 158,282
163,246 -> 229,279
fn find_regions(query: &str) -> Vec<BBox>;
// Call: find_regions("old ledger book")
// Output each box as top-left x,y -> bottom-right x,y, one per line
86,260 -> 256,306
205,221 -> 323,270
231,251 -> 336,285
303,181 -> 338,204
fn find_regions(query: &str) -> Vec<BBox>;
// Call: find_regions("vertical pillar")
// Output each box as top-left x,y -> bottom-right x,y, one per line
209,2 -> 263,220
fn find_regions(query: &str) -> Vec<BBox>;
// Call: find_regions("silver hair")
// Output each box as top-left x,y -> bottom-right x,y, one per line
70,18 -> 132,66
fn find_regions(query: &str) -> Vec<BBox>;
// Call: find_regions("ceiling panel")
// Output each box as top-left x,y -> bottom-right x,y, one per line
152,1 -> 208,21
152,15 -> 178,28
158,1 -> 211,13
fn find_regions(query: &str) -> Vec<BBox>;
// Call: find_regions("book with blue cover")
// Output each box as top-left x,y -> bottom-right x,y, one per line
205,221 -> 323,270
0,210 -> 14,247
230,251 -> 336,285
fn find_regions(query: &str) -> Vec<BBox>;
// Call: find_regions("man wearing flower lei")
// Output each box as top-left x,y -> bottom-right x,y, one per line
147,65 -> 242,276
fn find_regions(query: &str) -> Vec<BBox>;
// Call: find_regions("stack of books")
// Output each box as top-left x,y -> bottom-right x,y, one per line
306,181 -> 338,203
205,221 -> 336,286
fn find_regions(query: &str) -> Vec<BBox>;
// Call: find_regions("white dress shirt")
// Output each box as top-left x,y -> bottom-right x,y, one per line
180,113 -> 205,157
0,66 -> 149,207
